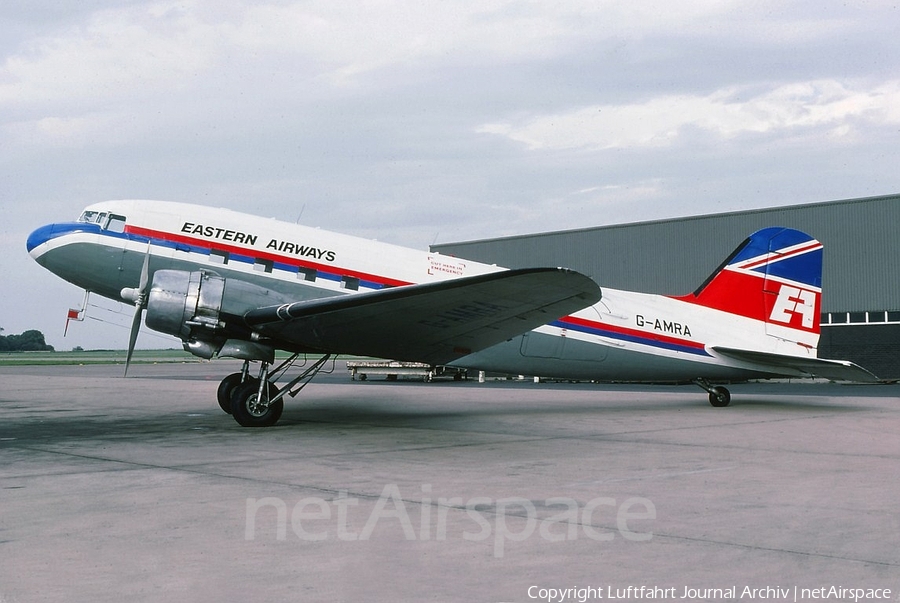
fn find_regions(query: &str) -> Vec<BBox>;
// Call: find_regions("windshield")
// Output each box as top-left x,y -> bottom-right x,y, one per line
77,210 -> 127,232
78,210 -> 107,224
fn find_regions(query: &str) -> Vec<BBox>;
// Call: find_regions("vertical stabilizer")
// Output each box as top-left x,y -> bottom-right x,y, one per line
675,227 -> 823,355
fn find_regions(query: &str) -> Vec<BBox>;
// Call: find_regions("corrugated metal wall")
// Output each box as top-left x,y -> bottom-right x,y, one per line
433,195 -> 900,313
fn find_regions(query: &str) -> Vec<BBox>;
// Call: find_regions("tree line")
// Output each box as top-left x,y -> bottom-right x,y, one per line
0,328 -> 54,352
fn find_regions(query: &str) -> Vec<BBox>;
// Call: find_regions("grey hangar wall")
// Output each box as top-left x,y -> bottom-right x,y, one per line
432,194 -> 900,379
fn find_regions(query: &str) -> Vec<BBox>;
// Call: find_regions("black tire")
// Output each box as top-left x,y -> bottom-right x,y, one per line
217,373 -> 249,414
708,386 -> 731,407
230,381 -> 283,427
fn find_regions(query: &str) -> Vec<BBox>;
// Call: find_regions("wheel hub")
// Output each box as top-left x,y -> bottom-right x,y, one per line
246,394 -> 271,417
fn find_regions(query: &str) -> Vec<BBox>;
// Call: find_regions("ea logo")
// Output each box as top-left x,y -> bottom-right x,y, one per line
769,284 -> 817,328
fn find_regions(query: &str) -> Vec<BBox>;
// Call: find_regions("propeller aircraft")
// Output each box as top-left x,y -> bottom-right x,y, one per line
27,200 -> 877,427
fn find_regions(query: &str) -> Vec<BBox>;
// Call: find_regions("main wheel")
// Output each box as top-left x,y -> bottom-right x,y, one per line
230,381 -> 283,427
217,373 -> 249,414
708,386 -> 731,407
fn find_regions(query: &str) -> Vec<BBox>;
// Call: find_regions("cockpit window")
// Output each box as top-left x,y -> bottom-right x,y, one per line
105,213 -> 127,233
77,210 -> 127,232
78,210 -> 107,224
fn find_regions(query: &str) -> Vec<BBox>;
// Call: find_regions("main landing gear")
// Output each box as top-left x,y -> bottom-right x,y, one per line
216,354 -> 333,427
693,378 -> 731,407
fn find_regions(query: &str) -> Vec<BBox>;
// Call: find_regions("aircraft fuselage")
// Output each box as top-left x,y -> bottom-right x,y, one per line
28,200 -> 824,385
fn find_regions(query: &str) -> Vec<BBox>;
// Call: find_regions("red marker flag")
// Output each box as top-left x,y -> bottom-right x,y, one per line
64,308 -> 84,336
64,292 -> 90,336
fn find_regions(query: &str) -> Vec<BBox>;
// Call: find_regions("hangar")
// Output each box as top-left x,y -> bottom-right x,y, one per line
433,194 -> 900,380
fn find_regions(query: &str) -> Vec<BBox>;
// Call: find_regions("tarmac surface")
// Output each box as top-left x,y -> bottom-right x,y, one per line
1,361 -> 898,603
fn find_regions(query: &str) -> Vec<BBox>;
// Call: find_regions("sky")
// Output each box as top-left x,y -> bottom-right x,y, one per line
3,0 -> 900,351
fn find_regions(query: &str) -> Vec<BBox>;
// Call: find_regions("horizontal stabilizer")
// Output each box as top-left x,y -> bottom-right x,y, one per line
712,346 -> 879,382
245,268 -> 601,365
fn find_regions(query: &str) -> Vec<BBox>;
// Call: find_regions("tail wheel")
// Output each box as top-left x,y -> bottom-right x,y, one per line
230,381 -> 283,427
708,386 -> 731,407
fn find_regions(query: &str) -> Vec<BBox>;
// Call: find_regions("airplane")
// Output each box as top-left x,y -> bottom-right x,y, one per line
27,200 -> 877,427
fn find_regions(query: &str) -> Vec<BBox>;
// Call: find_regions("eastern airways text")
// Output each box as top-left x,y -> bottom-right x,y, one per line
180,222 -> 336,262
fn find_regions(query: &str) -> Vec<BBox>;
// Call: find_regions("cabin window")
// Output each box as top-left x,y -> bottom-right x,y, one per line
341,276 -> 360,291
888,311 -> 900,323
210,250 -> 229,265
298,267 -> 317,282
254,259 -> 274,273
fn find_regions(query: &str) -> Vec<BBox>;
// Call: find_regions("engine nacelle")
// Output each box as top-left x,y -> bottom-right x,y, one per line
142,269 -> 280,361
146,270 -> 226,340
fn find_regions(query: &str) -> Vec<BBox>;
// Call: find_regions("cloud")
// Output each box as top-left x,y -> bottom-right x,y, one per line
4,111 -> 154,148
4,0 -> 892,154
0,3 -> 215,107
0,1 -> 593,149
0,0 -> 758,111
0,1 -> 570,108
476,80 -> 900,150
4,0 -> 900,352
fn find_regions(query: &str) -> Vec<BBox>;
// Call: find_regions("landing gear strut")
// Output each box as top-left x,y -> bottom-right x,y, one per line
693,378 -> 731,407
218,354 -> 333,427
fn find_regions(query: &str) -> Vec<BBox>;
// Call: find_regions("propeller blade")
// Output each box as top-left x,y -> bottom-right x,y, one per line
138,245 -> 151,290
124,245 -> 152,377
124,303 -> 143,377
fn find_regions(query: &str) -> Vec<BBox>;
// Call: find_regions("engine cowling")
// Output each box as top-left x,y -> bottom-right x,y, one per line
146,270 -> 226,339
140,269 -> 289,360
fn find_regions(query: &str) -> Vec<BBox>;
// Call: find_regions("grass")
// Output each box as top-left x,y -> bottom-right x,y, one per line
0,349 -> 199,366
0,349 -> 374,366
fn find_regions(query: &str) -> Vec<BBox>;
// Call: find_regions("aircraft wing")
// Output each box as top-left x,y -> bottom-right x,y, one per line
244,268 -> 601,365
711,346 -> 879,382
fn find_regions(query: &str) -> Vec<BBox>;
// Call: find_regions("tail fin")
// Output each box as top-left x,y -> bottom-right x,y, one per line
675,227 -> 823,354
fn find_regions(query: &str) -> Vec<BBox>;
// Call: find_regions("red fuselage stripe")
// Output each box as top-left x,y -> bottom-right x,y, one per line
125,225 -> 412,288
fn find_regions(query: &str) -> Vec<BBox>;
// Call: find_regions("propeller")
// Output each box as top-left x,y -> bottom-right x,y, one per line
120,247 -> 152,377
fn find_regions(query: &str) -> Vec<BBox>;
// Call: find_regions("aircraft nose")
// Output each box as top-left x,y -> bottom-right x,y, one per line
26,223 -> 59,254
